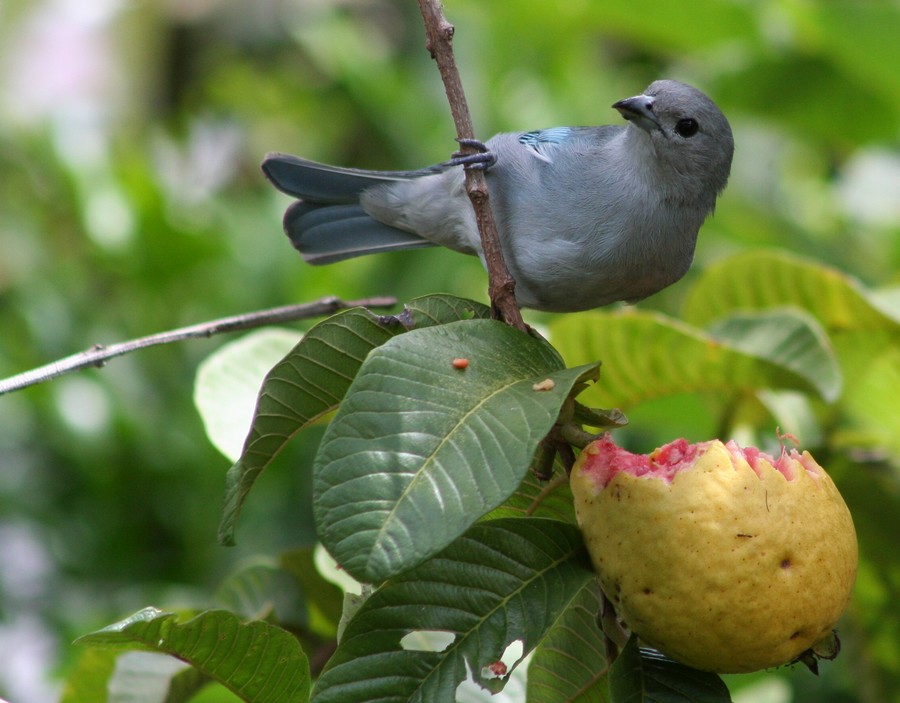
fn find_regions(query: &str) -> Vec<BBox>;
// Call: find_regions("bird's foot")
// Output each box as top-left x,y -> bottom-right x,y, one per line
447,138 -> 496,171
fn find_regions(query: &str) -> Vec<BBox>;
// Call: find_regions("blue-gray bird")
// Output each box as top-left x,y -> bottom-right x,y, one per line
262,79 -> 733,312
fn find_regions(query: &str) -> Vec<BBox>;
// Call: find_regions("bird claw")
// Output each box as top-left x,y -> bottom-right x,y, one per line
447,138 -> 496,171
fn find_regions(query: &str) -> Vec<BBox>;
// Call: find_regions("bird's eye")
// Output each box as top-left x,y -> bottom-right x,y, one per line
675,118 -> 699,138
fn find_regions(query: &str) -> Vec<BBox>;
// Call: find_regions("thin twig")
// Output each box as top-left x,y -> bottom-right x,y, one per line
524,473 -> 569,517
415,0 -> 527,332
0,296 -> 397,396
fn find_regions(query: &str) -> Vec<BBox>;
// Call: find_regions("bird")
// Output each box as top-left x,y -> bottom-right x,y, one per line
261,79 -> 734,313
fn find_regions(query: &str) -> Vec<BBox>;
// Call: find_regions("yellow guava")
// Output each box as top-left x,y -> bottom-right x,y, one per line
570,435 -> 857,673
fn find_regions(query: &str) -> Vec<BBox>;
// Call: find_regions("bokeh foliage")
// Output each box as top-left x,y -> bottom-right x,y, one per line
1,0 -> 898,701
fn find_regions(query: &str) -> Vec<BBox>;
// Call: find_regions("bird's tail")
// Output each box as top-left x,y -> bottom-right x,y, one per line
261,153 -> 438,264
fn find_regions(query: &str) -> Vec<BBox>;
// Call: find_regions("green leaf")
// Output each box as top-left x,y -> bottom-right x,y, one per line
212,549 -> 346,643
110,652 -> 209,703
215,559 -> 307,626
839,346 -> 900,457
707,308 -> 841,402
870,286 -> 900,321
194,328 -> 302,462
218,307 -> 401,545
683,250 -> 900,333
311,518 -> 595,703
683,250 -> 900,426
313,318 -> 599,582
609,637 -> 731,703
527,581 -> 611,703
549,310 -> 828,411
162,662 -> 218,703
76,608 -> 310,703
60,647 -> 119,703
281,547 -> 347,637
756,390 -> 822,448
403,294 -> 492,327
218,296 -> 491,546
485,472 -> 577,523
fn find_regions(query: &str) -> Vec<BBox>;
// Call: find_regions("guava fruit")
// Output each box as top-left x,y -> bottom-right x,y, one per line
570,436 -> 857,673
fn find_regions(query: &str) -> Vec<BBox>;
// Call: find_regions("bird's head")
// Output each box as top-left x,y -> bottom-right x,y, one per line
614,80 -> 734,199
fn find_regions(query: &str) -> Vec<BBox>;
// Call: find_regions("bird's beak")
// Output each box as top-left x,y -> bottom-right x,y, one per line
612,94 -> 660,133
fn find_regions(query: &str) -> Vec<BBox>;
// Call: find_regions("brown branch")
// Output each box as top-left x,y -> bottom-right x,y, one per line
415,0 -> 527,332
0,296 -> 397,396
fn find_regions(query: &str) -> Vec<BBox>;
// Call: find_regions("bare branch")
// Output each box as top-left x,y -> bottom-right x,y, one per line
0,296 -> 397,396
416,0 -> 527,332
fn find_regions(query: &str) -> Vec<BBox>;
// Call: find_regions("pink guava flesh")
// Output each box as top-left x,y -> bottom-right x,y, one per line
579,436 -> 822,489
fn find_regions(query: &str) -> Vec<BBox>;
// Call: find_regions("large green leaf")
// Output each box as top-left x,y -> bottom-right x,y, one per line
76,608 -> 310,703
549,310 -> 828,411
311,518 -> 595,703
313,318 -> 599,582
195,328 -> 303,462
839,346 -> 900,457
683,250 -> 900,333
213,549 -> 346,652
218,295 -> 491,545
609,638 -> 731,703
527,581 -> 610,703
63,644 -> 213,703
706,308 -> 841,402
684,249 -> 900,418
218,307 -> 400,545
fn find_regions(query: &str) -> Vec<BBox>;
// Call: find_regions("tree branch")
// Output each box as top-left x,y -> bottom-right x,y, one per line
416,0 -> 527,332
0,296 -> 397,396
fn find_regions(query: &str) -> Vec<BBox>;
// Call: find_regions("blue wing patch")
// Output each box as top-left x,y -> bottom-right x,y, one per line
519,127 -> 572,160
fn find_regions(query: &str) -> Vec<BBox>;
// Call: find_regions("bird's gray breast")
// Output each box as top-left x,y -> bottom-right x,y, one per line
487,132 -> 701,311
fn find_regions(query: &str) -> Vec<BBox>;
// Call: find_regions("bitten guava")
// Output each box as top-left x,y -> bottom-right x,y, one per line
570,436 -> 857,673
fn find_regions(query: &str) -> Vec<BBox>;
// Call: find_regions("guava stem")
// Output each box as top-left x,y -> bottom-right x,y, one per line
532,440 -> 557,482
598,587 -> 630,666
557,423 -> 602,450
525,473 -> 569,516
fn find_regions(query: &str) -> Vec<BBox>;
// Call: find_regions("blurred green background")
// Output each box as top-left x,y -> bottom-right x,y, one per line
0,0 -> 898,701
